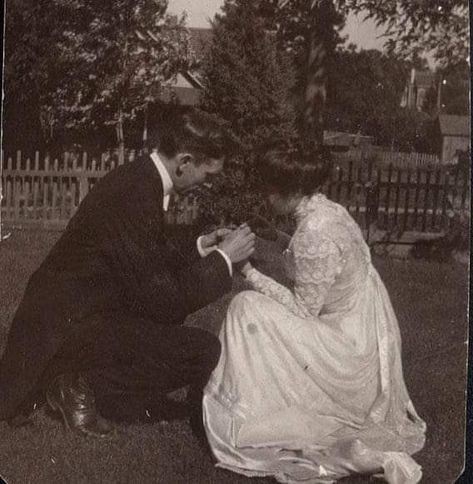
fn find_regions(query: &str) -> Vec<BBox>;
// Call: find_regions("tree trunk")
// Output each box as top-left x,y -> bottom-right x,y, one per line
117,111 -> 125,165
301,0 -> 337,145
142,103 -> 148,148
303,30 -> 326,144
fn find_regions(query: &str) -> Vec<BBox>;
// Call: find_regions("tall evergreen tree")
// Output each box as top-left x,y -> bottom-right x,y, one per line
197,0 -> 297,224
258,0 -> 345,143
200,0 -> 296,151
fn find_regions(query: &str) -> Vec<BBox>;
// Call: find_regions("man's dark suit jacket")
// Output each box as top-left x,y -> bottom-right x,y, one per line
0,155 -> 232,419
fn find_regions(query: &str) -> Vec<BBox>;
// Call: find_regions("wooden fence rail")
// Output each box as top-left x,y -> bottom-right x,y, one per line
1,151 -> 469,234
333,149 -> 441,168
0,150 -> 200,228
324,160 -> 469,235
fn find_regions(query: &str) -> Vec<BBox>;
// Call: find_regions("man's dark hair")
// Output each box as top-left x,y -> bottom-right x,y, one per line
149,109 -> 238,164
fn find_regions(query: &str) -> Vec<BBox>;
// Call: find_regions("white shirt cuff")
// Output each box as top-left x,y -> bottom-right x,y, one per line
215,249 -> 233,277
196,236 -> 210,257
196,237 -> 233,276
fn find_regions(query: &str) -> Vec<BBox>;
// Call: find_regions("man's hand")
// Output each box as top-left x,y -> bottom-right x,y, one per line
218,225 -> 256,263
200,228 -> 233,250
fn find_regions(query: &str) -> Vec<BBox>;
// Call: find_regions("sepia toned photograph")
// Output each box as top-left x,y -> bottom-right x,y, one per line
0,1 -> 470,483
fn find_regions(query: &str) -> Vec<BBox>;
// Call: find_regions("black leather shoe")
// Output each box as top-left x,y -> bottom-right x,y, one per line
46,373 -> 114,438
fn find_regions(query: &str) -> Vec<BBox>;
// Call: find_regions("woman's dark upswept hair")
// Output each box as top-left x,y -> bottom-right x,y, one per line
149,108 -> 238,164
256,140 -> 332,196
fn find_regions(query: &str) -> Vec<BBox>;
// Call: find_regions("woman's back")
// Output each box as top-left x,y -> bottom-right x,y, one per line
285,193 -> 373,318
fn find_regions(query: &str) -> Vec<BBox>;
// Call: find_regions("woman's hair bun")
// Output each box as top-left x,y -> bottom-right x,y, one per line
256,138 -> 332,196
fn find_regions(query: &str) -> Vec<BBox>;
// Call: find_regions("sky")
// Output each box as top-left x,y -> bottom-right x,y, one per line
167,0 -> 387,51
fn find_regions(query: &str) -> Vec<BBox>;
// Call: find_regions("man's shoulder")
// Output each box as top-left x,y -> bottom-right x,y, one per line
74,155 -> 162,220
94,155 -> 160,192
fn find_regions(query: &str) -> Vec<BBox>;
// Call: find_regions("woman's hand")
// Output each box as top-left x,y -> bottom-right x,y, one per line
218,225 -> 256,264
235,260 -> 253,276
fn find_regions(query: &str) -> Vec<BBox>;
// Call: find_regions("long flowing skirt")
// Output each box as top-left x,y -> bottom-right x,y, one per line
203,269 -> 426,483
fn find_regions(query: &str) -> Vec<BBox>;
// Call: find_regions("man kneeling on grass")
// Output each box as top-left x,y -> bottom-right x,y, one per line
0,109 -> 255,438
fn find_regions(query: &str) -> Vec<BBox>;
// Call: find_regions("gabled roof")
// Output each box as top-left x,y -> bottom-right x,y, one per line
161,86 -> 200,106
161,28 -> 212,106
438,115 -> 470,137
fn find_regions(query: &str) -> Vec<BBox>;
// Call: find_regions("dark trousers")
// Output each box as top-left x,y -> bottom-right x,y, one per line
41,311 -> 221,421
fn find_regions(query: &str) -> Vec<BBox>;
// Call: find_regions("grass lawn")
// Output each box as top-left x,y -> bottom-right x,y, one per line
0,229 -> 469,484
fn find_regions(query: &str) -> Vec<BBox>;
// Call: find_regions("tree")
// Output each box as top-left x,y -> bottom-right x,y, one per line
323,46 -> 433,151
358,0 -> 469,68
258,0 -> 345,142
4,0 -> 77,150
57,0 -> 194,152
200,0 -> 296,150
325,46 -> 410,135
198,0 -> 297,224
261,0 -> 469,68
255,0 -> 468,143
4,0 -> 194,152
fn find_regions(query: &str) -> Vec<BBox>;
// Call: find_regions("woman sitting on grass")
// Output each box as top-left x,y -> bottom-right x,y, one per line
202,141 -> 426,484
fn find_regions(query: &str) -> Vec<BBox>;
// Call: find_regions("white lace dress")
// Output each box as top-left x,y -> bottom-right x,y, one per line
202,194 -> 426,484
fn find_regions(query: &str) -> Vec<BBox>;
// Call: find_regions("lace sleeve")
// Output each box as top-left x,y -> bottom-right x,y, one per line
246,229 -> 345,318
246,268 -> 309,318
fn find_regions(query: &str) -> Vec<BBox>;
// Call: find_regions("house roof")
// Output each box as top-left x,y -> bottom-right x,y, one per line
438,115 -> 470,137
159,28 -> 212,107
161,86 -> 201,106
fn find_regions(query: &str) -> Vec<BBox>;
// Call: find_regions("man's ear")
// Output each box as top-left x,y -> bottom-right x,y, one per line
175,153 -> 194,176
177,153 -> 194,169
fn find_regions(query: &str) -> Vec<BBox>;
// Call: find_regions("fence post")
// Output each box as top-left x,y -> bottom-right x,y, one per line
347,160 -> 353,213
43,155 -> 49,220
432,168 -> 442,231
422,168 -> 432,232
118,145 -> 125,165
365,181 -> 379,245
440,168 -> 449,230
384,164 -> 393,230
402,168 -> 411,234
16,150 -> 22,170
25,158 -> 31,219
393,167 -> 401,228
79,152 -> 88,203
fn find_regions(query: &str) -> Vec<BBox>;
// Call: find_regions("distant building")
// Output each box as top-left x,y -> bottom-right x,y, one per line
162,28 -> 212,106
401,68 -> 437,112
161,72 -> 204,106
433,114 -> 470,163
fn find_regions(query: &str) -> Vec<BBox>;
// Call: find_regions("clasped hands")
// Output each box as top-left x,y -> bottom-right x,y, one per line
200,215 -> 283,276
199,223 -> 257,276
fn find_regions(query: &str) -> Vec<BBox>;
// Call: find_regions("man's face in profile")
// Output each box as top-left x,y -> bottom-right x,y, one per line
173,155 -> 225,193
